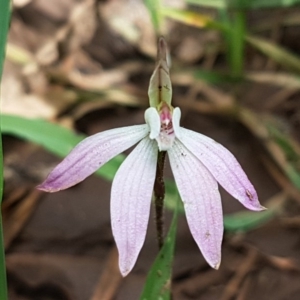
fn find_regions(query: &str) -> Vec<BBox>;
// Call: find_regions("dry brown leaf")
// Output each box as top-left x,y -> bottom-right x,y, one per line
1,61 -> 76,119
68,69 -> 127,91
99,0 -> 157,57
13,0 -> 32,8
1,70 -> 56,118
36,0 -> 97,65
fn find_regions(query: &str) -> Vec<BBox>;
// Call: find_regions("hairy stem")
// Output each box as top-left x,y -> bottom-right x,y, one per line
154,151 -> 166,249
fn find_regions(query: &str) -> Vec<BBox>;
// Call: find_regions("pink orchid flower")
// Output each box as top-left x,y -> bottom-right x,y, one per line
38,38 -> 264,276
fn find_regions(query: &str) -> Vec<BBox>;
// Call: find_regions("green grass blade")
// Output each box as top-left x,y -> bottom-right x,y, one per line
164,180 -> 183,213
228,0 -> 300,9
0,0 -> 10,76
0,1 -> 11,299
161,8 -> 227,31
186,0 -> 226,8
223,206 -> 279,232
246,35 -> 300,74
194,69 -> 240,84
1,115 -> 83,157
226,10 -> 246,77
163,8 -> 300,74
140,201 -> 178,300
187,0 -> 300,9
267,122 -> 300,190
144,0 -> 163,34
1,114 -> 124,181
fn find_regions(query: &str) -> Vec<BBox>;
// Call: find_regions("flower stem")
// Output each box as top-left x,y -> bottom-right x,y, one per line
154,151 -> 166,249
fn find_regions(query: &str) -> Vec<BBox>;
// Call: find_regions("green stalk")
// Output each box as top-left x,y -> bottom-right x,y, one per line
230,10 -> 246,78
220,8 -> 246,78
0,1 -> 11,299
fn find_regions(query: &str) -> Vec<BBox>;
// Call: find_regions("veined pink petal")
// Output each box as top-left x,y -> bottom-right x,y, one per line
37,125 -> 149,192
111,137 -> 158,276
168,140 -> 223,269
176,127 -> 264,211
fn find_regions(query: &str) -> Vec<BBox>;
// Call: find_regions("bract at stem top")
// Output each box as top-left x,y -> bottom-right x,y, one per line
148,37 -> 173,108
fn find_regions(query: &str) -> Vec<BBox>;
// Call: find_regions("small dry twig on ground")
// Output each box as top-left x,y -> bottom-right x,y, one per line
173,268 -> 227,299
3,189 -> 42,249
220,248 -> 258,300
90,246 -> 122,300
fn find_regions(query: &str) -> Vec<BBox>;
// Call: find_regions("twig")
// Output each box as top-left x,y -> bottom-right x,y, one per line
236,276 -> 252,300
173,268 -> 226,298
3,189 -> 42,249
220,248 -> 258,300
261,155 -> 300,204
90,246 -> 122,300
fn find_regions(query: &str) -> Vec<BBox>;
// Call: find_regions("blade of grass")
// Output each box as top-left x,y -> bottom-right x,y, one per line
140,199 -> 178,300
194,69 -> 241,84
144,0 -> 163,34
163,8 -> 300,74
1,114 -> 124,181
224,210 -> 276,232
244,72 -> 300,89
220,9 -> 246,77
161,8 -> 227,31
239,108 -> 300,191
0,0 -> 10,75
187,0 -> 300,9
0,1 -> 11,299
224,192 -> 285,232
246,35 -> 300,73
186,0 -> 226,8
228,0 -> 300,9
266,121 -> 300,190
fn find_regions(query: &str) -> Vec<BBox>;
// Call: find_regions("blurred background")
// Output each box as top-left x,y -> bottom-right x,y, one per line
2,0 -> 300,299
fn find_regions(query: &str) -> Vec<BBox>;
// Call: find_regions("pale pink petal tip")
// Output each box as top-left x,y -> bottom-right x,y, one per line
36,175 -> 66,193
203,250 -> 222,271
111,138 -> 158,277
36,162 -> 79,193
168,140 -> 224,272
240,186 -> 264,211
176,128 -> 264,212
202,250 -> 221,270
36,183 -> 54,193
36,179 -> 69,193
37,125 -> 149,194
214,261 -> 221,270
119,260 -> 133,277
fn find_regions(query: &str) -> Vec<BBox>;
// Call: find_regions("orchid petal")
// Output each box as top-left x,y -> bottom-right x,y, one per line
145,107 -> 160,139
168,140 -> 223,269
172,107 -> 181,138
37,125 -> 149,192
111,138 -> 158,276
177,128 -> 264,211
